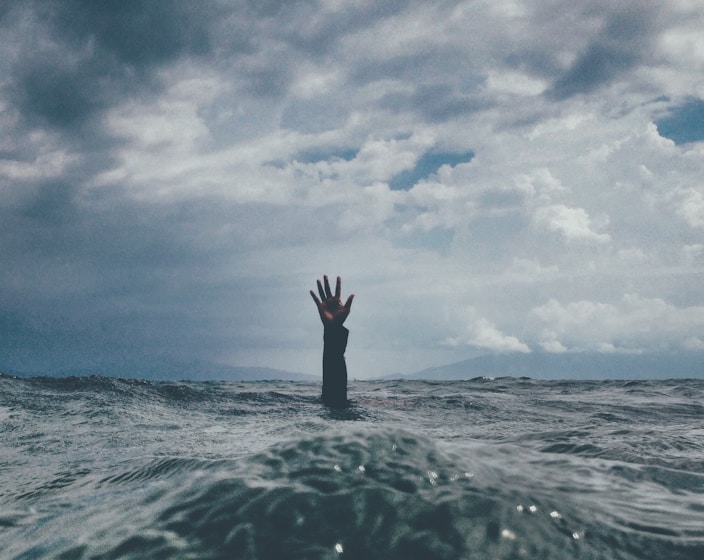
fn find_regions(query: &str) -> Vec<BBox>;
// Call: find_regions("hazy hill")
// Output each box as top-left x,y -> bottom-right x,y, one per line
7,351 -> 703,381
393,351 -> 704,380
7,359 -> 316,382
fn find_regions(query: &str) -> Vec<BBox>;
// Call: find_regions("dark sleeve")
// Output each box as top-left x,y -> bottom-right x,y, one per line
322,326 -> 349,407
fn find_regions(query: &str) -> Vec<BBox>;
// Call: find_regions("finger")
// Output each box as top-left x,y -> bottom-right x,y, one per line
323,275 -> 332,298
317,279 -> 326,301
335,276 -> 341,299
310,290 -> 321,306
344,294 -> 354,309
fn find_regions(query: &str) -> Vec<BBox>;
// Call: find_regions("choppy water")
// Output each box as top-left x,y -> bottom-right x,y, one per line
2,373 -> 703,559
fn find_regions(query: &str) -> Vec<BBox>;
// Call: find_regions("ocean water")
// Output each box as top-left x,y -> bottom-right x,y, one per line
1,373 -> 703,559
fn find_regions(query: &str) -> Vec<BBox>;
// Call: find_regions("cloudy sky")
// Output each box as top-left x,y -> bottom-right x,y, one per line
2,0 -> 704,379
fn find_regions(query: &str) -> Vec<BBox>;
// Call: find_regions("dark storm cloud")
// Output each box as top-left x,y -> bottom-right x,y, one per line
380,84 -> 491,123
57,0 -> 213,66
5,0 -> 409,133
352,48 -> 476,85
3,182 -> 178,287
18,179 -> 79,227
12,53 -> 122,129
281,96 -> 350,132
238,60 -> 295,99
5,0 -> 220,130
344,32 -> 489,123
548,7 -> 657,100
0,165 -> 341,375
0,193 -> 208,373
0,0 -> 360,377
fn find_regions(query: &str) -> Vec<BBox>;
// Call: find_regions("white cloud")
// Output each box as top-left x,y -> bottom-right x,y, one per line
682,244 -> 704,265
530,295 -> 704,353
485,70 -> 547,96
533,204 -> 611,243
468,318 -> 532,353
513,168 -> 566,202
673,187 -> 704,229
505,258 -> 559,281
683,337 -> 704,350
443,307 -> 531,353
538,331 -> 568,353
339,182 -> 399,233
0,144 -> 75,183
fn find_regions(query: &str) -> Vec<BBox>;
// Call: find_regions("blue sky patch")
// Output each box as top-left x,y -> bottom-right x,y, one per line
390,151 -> 474,191
656,98 -> 704,145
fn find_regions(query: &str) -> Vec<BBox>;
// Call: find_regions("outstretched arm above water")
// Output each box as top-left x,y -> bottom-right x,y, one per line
310,275 -> 354,407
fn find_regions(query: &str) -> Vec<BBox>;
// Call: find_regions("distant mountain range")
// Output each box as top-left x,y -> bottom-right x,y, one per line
387,351 -> 704,380
5,359 -> 316,382
4,351 -> 703,381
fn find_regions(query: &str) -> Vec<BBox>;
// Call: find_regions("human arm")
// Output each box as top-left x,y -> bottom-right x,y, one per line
310,275 -> 354,406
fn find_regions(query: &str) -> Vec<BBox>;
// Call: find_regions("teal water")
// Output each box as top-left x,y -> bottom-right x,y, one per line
2,374 -> 703,559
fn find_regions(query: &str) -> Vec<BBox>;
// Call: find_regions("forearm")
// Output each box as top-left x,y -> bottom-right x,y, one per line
322,326 -> 348,406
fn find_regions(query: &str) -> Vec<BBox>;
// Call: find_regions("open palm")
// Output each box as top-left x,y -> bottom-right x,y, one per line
310,275 -> 354,328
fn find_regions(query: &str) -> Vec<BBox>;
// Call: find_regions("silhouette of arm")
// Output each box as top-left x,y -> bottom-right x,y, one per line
310,275 -> 354,407
322,324 -> 348,406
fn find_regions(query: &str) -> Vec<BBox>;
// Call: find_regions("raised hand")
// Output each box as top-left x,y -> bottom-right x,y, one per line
310,275 -> 354,328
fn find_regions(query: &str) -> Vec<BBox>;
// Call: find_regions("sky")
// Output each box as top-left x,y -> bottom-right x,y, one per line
2,0 -> 704,379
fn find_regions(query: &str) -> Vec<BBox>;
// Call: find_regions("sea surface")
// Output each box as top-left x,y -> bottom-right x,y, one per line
1,373 -> 703,559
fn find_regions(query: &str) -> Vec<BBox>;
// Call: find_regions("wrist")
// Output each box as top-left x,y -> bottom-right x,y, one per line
324,324 -> 349,352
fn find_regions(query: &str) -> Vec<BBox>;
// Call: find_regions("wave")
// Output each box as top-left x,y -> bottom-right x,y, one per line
3,374 -> 704,559
14,429 -> 697,560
